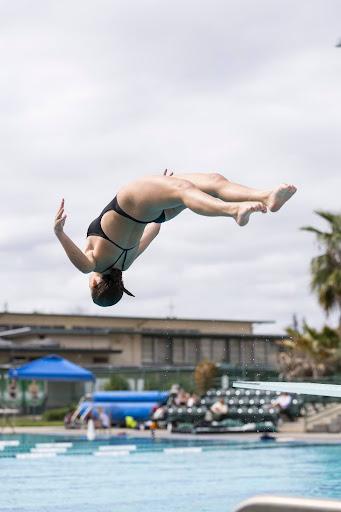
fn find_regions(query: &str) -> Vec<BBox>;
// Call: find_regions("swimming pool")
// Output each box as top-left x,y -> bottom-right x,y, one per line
1,435 -> 341,512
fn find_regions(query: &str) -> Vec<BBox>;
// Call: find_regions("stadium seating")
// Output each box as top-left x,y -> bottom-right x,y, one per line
165,387 -> 305,433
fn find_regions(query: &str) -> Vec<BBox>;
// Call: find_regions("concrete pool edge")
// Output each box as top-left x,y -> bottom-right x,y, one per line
2,426 -> 341,444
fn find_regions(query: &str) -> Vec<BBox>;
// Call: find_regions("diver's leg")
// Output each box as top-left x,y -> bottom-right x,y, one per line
216,178 -> 297,212
177,181 -> 267,226
174,172 -> 297,212
119,176 -> 266,226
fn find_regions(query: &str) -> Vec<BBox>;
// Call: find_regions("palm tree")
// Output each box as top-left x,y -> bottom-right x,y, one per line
280,323 -> 341,379
301,210 -> 341,329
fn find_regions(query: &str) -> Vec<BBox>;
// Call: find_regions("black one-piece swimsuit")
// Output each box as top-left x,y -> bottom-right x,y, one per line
87,196 -> 166,272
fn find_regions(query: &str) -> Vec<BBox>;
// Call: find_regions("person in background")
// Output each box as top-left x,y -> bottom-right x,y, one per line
175,389 -> 189,406
272,392 -> 295,422
64,408 -> 74,428
28,380 -> 39,400
98,407 -> 111,431
168,384 -> 180,406
8,380 -> 18,400
210,398 -> 229,420
152,405 -> 167,422
186,393 -> 199,407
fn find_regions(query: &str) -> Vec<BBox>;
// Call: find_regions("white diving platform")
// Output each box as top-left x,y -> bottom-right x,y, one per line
233,381 -> 341,398
234,495 -> 341,512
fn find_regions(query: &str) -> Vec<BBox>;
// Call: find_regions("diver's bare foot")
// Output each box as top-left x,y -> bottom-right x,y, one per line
235,202 -> 267,226
267,184 -> 297,212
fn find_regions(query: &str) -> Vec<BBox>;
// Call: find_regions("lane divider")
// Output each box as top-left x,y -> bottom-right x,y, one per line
31,447 -> 68,454
35,442 -> 73,448
98,445 -> 137,452
94,450 -> 131,457
16,453 -> 57,460
0,440 -> 20,447
164,447 -> 203,455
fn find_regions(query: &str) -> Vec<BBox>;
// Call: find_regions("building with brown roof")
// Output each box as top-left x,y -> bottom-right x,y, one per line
0,311 -> 284,408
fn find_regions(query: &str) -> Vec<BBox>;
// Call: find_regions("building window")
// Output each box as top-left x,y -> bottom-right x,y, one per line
142,336 -> 172,364
11,356 -> 27,364
184,339 -> 199,364
155,338 -> 172,364
267,342 -> 279,368
92,356 -> 109,364
211,339 -> 226,363
229,339 -> 240,365
240,340 -> 254,366
254,340 -> 267,366
172,338 -> 185,364
200,338 -> 212,360
142,337 -> 154,364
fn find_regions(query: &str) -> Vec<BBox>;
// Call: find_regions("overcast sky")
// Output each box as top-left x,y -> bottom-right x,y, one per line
0,0 -> 340,334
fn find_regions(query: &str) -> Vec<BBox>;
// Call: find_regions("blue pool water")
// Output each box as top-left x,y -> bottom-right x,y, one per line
1,435 -> 341,512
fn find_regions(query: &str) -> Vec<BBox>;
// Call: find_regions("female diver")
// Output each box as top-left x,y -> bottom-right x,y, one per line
54,170 -> 296,307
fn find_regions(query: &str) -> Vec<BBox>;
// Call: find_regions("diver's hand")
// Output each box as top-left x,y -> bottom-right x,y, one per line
163,168 -> 174,176
54,199 -> 67,236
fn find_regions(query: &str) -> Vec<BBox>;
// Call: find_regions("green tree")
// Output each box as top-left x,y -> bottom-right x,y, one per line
280,211 -> 341,380
301,210 -> 341,328
280,323 -> 341,379
194,361 -> 217,395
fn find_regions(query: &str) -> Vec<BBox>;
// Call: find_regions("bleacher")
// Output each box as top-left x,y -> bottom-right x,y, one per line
165,387 -> 304,434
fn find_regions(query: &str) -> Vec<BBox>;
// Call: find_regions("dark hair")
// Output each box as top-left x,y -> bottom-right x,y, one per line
91,268 -> 135,307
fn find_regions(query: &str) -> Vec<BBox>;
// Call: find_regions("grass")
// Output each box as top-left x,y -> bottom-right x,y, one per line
9,417 -> 64,427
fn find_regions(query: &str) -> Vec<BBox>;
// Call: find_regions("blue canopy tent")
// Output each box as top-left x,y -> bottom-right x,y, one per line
8,355 -> 95,412
8,355 -> 95,382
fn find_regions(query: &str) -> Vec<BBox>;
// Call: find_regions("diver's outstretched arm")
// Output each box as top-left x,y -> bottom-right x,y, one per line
56,231 -> 96,273
54,199 -> 96,274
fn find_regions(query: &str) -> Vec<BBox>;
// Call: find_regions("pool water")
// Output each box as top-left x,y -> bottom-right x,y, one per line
1,435 -> 341,512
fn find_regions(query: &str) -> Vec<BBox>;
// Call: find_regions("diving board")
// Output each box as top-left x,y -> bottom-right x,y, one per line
234,495 -> 341,512
233,381 -> 341,398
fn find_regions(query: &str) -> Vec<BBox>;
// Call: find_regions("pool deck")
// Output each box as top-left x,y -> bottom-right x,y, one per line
2,425 -> 341,443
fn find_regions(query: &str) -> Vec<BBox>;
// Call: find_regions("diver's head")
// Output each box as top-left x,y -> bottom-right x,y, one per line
89,268 -> 135,307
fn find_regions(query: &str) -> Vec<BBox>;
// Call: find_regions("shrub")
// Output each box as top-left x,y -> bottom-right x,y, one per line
104,374 -> 130,391
42,407 -> 70,421
194,360 -> 218,395
143,373 -> 195,392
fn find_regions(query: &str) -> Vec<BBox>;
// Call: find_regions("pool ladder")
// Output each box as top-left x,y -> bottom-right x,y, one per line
234,495 -> 341,512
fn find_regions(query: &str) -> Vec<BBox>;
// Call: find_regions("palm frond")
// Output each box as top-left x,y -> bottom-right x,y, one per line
281,323 -> 341,379
300,226 -> 327,236
302,210 -> 341,319
314,210 -> 338,226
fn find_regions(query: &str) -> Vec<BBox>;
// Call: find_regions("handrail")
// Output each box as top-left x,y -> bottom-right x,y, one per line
234,495 -> 341,512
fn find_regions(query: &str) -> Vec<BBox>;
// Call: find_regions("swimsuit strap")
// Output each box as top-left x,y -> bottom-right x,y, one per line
113,196 -> 166,224
100,239 -> 137,273
113,196 -> 148,224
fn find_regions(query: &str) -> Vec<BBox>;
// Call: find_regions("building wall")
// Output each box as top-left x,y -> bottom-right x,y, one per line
109,333 -> 141,366
0,312 -> 280,371
0,312 -> 256,334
